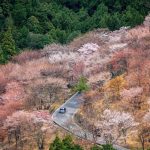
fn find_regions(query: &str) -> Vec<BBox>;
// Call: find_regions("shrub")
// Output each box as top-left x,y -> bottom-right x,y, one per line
74,76 -> 89,92
91,144 -> 116,150
49,135 -> 83,150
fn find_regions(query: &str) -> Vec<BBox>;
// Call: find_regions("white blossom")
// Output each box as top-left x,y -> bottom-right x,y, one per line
96,109 -> 138,143
77,43 -> 99,55
143,111 -> 150,123
120,87 -> 143,99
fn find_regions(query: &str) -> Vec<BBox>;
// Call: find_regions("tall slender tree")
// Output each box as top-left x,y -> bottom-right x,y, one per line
1,27 -> 16,61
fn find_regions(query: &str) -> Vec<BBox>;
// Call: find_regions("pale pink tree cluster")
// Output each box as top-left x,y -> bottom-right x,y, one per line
96,109 -> 138,144
120,87 -> 144,111
4,111 -> 35,148
1,81 -> 25,101
0,100 -> 23,123
67,61 -> 86,83
127,26 -> 150,40
4,110 -> 54,150
12,51 -> 43,64
0,70 -> 7,95
144,13 -> 150,28
72,61 -> 85,80
4,110 -> 54,132
77,43 -> 99,55
143,111 -> 150,123
49,51 -> 78,63
33,111 -> 54,125
120,87 -> 143,99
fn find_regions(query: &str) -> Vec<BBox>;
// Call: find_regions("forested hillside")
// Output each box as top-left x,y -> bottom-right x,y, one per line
0,12 -> 150,150
0,0 -> 149,63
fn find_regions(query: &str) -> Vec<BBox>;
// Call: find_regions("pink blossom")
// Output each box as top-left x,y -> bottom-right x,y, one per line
120,87 -> 143,99
143,111 -> 150,123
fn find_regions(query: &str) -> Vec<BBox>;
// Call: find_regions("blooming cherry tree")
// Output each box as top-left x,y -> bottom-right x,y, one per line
143,111 -> 150,123
96,109 -> 138,144
120,87 -> 143,99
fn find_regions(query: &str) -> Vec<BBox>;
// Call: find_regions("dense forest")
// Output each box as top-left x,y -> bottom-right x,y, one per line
0,0 -> 149,63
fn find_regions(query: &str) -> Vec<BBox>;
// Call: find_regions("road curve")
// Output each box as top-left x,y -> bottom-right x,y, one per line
52,92 -> 129,150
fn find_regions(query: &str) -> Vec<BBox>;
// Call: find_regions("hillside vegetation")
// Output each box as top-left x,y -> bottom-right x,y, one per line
0,0 -> 150,63
0,7 -> 150,150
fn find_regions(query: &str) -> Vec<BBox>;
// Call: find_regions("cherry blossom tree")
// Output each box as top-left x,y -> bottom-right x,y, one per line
69,61 -> 85,82
4,111 -> 54,150
26,83 -> 62,110
109,49 -> 131,76
4,111 -> 34,149
143,111 -> 150,123
138,125 -> 150,150
144,14 -> 150,31
96,109 -> 138,144
120,87 -> 143,99
0,72 -> 7,94
0,100 -> 23,123
120,87 -> 144,111
12,51 -> 43,64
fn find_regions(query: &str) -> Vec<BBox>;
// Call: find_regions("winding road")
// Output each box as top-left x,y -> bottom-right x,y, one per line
52,92 -> 129,150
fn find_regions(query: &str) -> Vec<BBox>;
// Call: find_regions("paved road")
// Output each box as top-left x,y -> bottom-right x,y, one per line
52,92 -> 129,150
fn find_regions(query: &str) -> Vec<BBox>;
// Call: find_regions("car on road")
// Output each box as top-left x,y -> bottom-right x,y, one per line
59,107 -> 66,113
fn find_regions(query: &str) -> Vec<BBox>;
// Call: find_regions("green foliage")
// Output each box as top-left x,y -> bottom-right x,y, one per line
0,0 -> 149,63
102,144 -> 116,150
49,135 -> 83,150
12,3 -> 27,25
0,46 -> 6,64
107,13 -> 121,30
66,30 -> 81,43
50,137 -> 116,150
91,144 -> 116,150
14,26 -> 29,49
1,27 -> 16,62
91,145 -> 103,150
27,16 -> 41,33
27,33 -> 51,49
49,136 -> 65,150
74,76 -> 89,92
92,3 -> 109,28
122,6 -> 144,27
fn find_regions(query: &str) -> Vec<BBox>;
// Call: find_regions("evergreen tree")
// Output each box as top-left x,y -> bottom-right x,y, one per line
27,33 -> 51,49
92,3 -> 109,28
63,135 -> 73,149
122,6 -> 144,27
49,136 -> 65,150
4,16 -> 14,29
1,27 -> 16,61
0,46 -> 5,64
27,16 -> 41,33
12,2 -> 27,25
107,13 -> 121,30
74,76 -> 89,92
49,135 -> 83,150
15,26 -> 29,48
91,145 -> 103,150
91,144 -> 116,150
102,144 -> 116,150
1,0 -> 10,16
